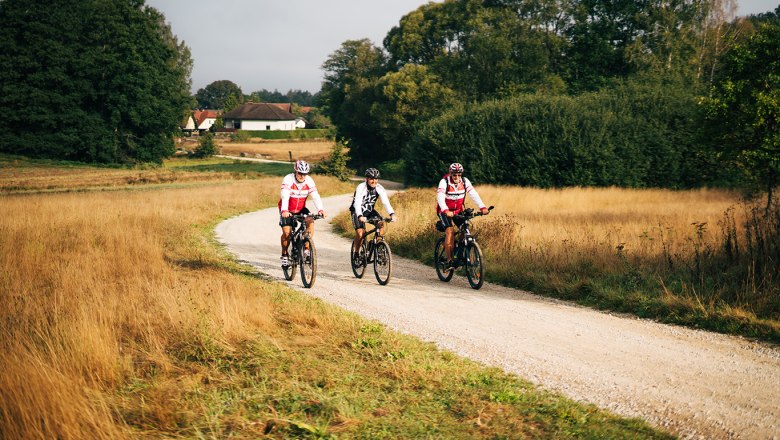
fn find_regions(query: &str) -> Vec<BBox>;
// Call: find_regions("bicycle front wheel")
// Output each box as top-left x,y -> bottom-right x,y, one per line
373,241 -> 392,285
351,243 -> 367,278
465,241 -> 484,289
282,246 -> 296,281
300,238 -> 317,288
434,237 -> 454,282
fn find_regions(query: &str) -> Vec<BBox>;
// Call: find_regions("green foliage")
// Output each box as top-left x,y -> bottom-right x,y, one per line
0,0 -> 193,164
194,80 -> 243,110
406,81 -> 729,188
319,39 -> 387,164
247,88 -> 318,106
316,141 -> 355,181
706,17 -> 780,201
192,133 -> 217,158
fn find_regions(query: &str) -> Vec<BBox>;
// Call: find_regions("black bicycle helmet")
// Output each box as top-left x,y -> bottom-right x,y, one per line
365,167 -> 380,178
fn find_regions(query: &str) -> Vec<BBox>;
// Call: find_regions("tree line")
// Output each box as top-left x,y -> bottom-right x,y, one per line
319,0 -> 779,195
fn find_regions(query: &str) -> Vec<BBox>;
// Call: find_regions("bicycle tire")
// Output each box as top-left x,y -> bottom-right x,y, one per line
373,241 -> 392,285
434,237 -> 454,282
282,245 -> 296,281
351,242 -> 367,278
465,241 -> 484,290
300,238 -> 317,288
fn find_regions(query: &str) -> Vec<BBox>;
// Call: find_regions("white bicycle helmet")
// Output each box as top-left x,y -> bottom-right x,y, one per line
294,160 -> 310,174
449,162 -> 464,174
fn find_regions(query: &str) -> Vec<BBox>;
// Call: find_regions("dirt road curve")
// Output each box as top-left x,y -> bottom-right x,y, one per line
216,193 -> 780,440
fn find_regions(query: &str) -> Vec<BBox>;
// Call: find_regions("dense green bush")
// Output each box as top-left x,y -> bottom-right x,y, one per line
405,83 -> 734,188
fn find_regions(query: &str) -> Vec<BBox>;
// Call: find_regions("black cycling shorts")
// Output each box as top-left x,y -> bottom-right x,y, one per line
279,207 -> 310,227
437,212 -> 465,230
352,209 -> 380,230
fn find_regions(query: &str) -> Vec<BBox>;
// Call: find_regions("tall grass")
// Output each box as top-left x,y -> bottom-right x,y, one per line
0,171 -> 669,438
384,186 -> 780,341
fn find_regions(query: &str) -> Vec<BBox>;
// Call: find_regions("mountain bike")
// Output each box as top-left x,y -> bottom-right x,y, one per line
350,216 -> 393,285
282,213 -> 323,288
434,206 -> 493,289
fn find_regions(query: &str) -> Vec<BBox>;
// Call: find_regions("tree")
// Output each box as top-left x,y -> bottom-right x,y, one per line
192,133 -> 217,158
320,39 -> 388,164
707,17 -> 780,206
0,0 -> 193,164
370,64 -> 458,161
316,141 -> 355,181
194,80 -> 243,110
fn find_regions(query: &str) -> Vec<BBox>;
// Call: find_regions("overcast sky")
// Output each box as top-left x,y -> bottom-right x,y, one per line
145,0 -> 779,95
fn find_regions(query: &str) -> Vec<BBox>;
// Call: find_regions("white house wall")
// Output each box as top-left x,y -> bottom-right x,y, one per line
241,120 -> 297,130
198,118 -> 216,130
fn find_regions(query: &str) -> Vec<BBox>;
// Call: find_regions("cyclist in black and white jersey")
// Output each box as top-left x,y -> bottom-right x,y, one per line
351,168 -> 396,262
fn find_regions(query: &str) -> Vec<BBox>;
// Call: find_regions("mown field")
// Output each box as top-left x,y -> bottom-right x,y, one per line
177,136 -> 335,162
0,155 -> 671,439
334,186 -> 780,343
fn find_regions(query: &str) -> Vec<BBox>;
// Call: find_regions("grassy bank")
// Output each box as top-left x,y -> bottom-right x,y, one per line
370,187 -> 780,343
0,158 -> 671,439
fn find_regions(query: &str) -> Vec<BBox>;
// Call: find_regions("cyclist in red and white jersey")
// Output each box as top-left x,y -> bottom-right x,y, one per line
437,162 -> 488,266
278,160 -> 325,267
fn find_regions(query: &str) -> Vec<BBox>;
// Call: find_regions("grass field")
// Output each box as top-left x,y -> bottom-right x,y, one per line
354,186 -> 780,342
182,137 -> 336,162
0,156 -> 671,439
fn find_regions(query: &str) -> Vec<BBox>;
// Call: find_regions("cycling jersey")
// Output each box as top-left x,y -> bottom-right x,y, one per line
278,173 -> 323,214
352,182 -> 394,217
436,174 -> 485,214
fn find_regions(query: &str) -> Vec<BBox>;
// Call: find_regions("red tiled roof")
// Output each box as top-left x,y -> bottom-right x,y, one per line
222,102 -> 296,121
268,103 -> 293,113
193,109 -> 218,128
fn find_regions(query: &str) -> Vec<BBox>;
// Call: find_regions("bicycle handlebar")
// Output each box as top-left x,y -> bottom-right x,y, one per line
455,205 -> 494,219
366,216 -> 394,224
292,213 -> 324,221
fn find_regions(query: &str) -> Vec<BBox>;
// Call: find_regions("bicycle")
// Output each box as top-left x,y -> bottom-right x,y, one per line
350,216 -> 393,285
434,206 -> 494,289
282,213 -> 323,288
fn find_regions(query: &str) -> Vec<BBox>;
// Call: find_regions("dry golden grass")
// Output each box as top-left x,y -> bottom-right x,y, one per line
0,175 -> 353,438
0,160 -> 232,194
391,185 -> 742,269
216,140 -> 335,162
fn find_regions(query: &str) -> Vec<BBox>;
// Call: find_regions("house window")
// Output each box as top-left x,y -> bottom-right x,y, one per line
266,125 -> 271,130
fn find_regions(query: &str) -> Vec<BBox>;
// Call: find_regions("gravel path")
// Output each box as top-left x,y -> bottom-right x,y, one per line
215,193 -> 780,439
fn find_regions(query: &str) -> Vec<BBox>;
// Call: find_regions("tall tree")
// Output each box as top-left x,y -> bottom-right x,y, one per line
194,80 -> 243,110
320,39 -> 387,164
707,16 -> 780,205
0,0 -> 192,163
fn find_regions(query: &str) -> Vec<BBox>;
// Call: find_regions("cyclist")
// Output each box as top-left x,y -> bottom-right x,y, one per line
279,160 -> 325,267
351,167 -> 396,264
437,162 -> 488,267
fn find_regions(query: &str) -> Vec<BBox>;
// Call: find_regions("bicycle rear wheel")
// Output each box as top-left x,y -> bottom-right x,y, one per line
373,241 -> 392,285
282,245 -> 296,281
300,238 -> 317,288
351,243 -> 367,278
434,237 -> 454,282
465,241 -> 484,289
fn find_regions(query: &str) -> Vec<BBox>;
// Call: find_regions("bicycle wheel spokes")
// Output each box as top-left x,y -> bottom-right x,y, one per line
465,242 -> 484,290
282,245 -> 296,281
373,241 -> 392,285
351,243 -> 367,278
434,237 -> 454,282
299,238 -> 317,288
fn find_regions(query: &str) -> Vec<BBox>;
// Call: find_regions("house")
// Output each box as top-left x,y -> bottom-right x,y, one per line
181,115 -> 196,134
267,103 -> 313,129
193,109 -> 219,134
221,102 -> 298,131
